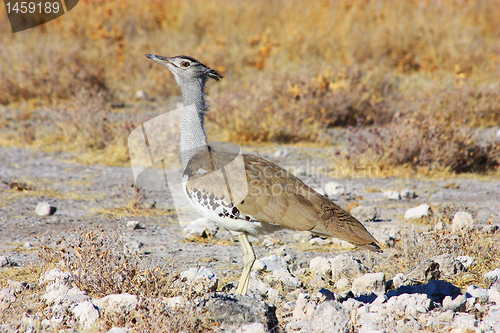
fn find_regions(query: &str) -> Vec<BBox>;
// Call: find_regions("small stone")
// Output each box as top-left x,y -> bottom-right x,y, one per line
351,272 -> 386,297
126,221 -> 140,230
334,278 -> 350,290
496,128 -> 500,141
481,224 -> 499,234
308,275 -> 325,288
404,204 -> 431,219
40,268 -> 74,286
488,281 -> 500,305
383,191 -> 401,200
180,267 -> 218,293
434,221 -> 445,231
7,280 -> 29,292
442,294 -> 466,312
254,255 -> 287,272
400,189 -> 417,199
182,217 -> 218,240
330,238 -> 358,250
466,285 -> 489,302
406,259 -> 440,281
432,254 -> 465,277
330,254 -> 368,280
123,241 -> 142,255
392,273 -> 411,289
23,241 -> 32,248
73,301 -> 100,329
199,293 -> 278,330
350,205 -> 378,222
235,322 -> 266,333
94,293 -> 138,316
0,256 -> 10,267
35,202 -> 56,216
323,181 -> 344,197
309,257 -> 331,275
163,296 -> 188,311
292,293 -> 318,321
452,211 -> 474,232
107,328 -> 129,333
455,256 -> 477,270
483,268 -> 500,283
308,236 -> 332,246
291,231 -> 312,242
273,148 -> 289,158
135,89 -> 149,100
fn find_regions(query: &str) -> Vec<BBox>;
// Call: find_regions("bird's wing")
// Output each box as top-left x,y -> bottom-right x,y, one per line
184,149 -> 381,252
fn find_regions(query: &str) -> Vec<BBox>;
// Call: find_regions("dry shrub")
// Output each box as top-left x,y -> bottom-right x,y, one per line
208,65 -> 398,143
38,229 -> 214,332
382,226 -> 500,289
347,117 -> 500,173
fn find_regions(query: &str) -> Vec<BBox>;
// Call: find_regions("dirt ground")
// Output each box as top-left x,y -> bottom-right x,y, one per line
1,144 -> 499,284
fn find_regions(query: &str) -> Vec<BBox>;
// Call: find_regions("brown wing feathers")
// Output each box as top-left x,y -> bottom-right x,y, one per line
185,150 -> 381,252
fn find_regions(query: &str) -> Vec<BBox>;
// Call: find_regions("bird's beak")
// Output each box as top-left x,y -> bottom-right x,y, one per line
145,54 -> 172,64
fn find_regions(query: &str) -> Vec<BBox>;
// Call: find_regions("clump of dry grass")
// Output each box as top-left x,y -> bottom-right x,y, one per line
347,117 -> 500,173
36,228 -> 215,331
377,225 -> 500,289
1,0 -> 499,175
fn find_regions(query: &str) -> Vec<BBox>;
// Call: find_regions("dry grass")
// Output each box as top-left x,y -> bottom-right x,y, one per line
1,0 -> 499,174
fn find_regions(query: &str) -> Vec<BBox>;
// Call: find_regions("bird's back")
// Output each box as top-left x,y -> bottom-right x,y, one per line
183,149 -> 381,252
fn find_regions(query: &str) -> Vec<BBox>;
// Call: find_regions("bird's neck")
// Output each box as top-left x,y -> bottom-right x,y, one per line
178,76 -> 210,168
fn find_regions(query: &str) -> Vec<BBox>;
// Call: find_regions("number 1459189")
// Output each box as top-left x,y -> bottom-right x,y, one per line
5,2 -> 60,14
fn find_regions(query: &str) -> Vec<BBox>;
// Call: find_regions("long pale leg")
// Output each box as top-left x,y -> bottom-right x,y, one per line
235,234 -> 256,295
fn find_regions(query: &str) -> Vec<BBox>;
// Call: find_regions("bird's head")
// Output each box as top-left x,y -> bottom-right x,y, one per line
145,54 -> 223,84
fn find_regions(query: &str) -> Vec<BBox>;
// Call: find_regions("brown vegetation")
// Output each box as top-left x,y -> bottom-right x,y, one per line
0,0 -> 499,173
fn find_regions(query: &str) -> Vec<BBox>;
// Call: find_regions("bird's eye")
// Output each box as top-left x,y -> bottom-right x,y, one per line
180,61 -> 190,68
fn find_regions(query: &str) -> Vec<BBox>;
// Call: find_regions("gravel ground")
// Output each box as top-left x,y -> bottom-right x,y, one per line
1,145 -> 500,332
1,145 -> 499,276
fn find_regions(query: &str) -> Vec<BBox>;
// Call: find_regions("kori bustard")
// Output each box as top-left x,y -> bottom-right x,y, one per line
145,54 -> 381,295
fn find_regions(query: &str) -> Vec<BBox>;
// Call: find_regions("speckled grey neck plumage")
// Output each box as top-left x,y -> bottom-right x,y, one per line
174,73 -> 210,169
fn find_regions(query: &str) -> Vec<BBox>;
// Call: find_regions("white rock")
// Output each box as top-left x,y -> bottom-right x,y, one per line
488,282 -> 500,305
135,89 -> 149,100
330,238 -> 357,250
330,254 -> 368,280
180,267 -> 218,292
442,294 -> 466,312
36,202 -> 55,216
455,256 -> 477,270
123,241 -> 142,255
334,278 -> 350,290
392,273 -> 410,289
253,255 -> 287,272
351,272 -> 386,297
40,268 -> 74,286
126,221 -> 140,230
432,254 -> 465,277
452,211 -> 474,232
107,328 -> 129,333
273,148 -> 289,158
484,268 -> 500,283
163,296 -> 188,311
182,218 -> 219,240
312,300 -> 350,332
94,293 -> 138,316
0,256 -> 9,267
309,237 -> 333,245
323,181 -> 344,197
383,191 -> 401,200
0,287 -> 16,303
466,285 -> 489,302
309,257 -> 331,275
350,206 -> 378,222
496,129 -> 500,141
404,204 -> 431,219
73,301 -> 99,329
292,293 -> 318,321
400,189 -> 416,199
236,322 -> 266,333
